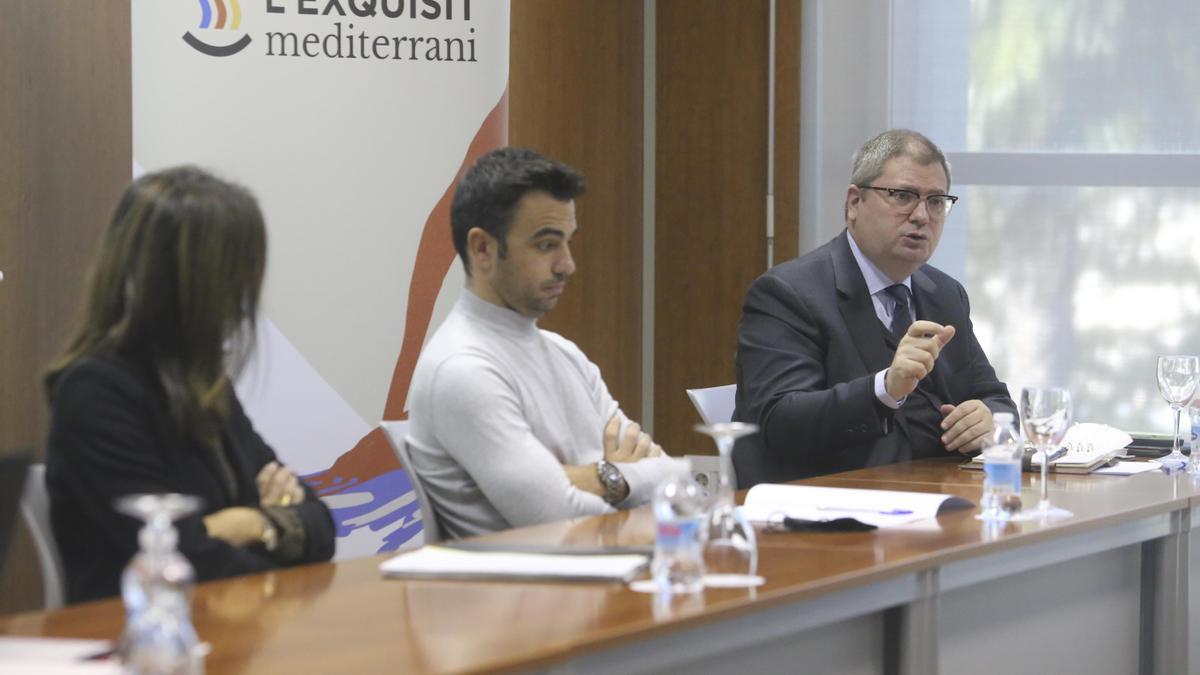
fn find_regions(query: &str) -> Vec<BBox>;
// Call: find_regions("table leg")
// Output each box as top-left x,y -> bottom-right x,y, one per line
1140,508 -> 1188,675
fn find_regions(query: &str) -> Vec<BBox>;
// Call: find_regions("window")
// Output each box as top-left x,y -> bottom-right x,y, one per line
804,0 -> 1200,432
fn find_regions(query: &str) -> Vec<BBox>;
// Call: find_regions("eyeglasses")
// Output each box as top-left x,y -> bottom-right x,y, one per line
859,185 -> 958,218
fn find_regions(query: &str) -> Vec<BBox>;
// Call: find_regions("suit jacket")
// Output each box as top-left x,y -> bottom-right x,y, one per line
732,231 -> 1016,487
46,354 -> 336,603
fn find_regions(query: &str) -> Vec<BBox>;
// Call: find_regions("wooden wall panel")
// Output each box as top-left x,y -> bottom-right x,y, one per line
509,1 -> 645,417
0,1 -> 132,613
654,1 -> 771,455
774,0 -> 802,262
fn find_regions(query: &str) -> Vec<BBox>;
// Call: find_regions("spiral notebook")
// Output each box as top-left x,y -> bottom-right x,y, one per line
964,423 -> 1131,474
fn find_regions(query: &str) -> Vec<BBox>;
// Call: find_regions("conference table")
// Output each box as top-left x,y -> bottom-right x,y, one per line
4,456 -> 1200,675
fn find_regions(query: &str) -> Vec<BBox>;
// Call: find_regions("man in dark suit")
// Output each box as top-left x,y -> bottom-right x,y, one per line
733,129 -> 1016,486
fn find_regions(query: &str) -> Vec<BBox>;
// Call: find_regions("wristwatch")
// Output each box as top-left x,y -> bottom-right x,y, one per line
595,459 -> 628,506
260,513 -> 279,553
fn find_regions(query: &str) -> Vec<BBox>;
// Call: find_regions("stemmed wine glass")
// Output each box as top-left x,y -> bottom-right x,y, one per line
116,493 -> 205,674
1014,387 -> 1073,520
693,422 -> 761,587
1155,355 -> 1200,469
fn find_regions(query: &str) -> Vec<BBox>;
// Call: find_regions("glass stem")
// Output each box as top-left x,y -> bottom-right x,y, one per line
1038,443 -> 1050,509
715,435 -> 735,506
1174,407 -> 1183,456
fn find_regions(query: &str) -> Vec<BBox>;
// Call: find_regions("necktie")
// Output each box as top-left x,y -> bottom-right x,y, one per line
884,284 -> 913,341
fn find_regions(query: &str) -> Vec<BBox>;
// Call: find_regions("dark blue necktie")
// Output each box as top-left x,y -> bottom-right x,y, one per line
884,284 -> 913,341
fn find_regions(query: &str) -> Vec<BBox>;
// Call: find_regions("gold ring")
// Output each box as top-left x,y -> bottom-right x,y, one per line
279,494 -> 292,507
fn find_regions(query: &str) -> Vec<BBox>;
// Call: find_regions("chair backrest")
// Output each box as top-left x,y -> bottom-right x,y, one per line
21,463 -> 65,609
0,450 -> 33,581
379,421 -> 443,545
686,384 -> 738,426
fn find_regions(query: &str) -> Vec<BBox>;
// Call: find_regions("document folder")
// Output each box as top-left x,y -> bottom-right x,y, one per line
380,545 -> 649,583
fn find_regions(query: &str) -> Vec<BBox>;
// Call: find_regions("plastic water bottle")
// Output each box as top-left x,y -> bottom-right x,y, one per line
652,476 -> 708,594
980,412 -> 1024,519
1189,405 -> 1200,474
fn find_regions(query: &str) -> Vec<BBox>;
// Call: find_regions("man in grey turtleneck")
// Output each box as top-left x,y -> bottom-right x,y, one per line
406,148 -> 684,539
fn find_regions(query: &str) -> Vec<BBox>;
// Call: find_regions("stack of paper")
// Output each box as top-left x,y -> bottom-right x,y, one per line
379,545 -> 649,583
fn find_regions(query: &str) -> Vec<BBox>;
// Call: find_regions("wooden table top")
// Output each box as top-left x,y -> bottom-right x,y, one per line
4,457 -> 1198,674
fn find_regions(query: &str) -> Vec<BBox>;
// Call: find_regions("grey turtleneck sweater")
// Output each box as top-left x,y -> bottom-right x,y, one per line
406,290 -> 685,539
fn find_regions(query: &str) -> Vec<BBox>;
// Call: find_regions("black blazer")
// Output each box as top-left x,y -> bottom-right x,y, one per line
46,354 -> 336,603
733,231 -> 1016,486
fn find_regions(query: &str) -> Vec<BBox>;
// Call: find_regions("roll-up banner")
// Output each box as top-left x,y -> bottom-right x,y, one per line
132,0 -> 509,558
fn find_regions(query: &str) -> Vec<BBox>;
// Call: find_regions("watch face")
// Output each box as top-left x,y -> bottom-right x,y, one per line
597,460 -> 626,506
600,463 -> 621,486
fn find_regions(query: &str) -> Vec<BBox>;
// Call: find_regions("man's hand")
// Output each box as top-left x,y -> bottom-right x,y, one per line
939,400 -> 994,454
257,462 -> 305,508
603,415 -> 663,463
563,416 -> 665,498
884,321 -> 956,400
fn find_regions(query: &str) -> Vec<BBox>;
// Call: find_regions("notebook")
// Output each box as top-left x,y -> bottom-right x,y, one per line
964,423 -> 1131,474
379,544 -> 650,583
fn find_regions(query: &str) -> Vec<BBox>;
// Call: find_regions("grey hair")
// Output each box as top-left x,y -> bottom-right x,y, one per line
845,129 -> 951,220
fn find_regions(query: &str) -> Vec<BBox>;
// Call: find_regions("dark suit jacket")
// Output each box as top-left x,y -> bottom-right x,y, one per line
46,354 -> 336,603
732,231 -> 1016,487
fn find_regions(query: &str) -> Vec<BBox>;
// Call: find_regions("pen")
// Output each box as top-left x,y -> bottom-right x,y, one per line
1035,446 -> 1068,463
84,645 -> 119,661
815,506 -> 914,516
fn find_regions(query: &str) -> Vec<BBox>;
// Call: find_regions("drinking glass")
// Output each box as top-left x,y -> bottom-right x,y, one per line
1155,355 -> 1200,469
116,493 -> 204,674
1014,387 -> 1073,520
693,422 -> 761,587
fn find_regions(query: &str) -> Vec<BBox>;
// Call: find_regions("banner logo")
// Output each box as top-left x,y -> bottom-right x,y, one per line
183,0 -> 253,57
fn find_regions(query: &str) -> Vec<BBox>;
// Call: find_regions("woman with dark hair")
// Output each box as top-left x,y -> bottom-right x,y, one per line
45,166 -> 335,603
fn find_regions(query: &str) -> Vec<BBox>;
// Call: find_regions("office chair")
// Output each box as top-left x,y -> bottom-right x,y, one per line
380,421 -> 443,545
685,383 -> 737,426
21,463 -> 66,609
0,449 -> 33,581
684,384 -> 740,492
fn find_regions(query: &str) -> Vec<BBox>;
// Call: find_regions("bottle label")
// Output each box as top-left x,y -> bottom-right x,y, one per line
984,460 -> 1021,493
656,517 -> 702,551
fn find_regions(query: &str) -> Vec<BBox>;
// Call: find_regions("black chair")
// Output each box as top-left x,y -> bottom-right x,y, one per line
0,449 -> 34,580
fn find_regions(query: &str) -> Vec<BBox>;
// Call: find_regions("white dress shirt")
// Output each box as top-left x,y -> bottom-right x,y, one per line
846,233 -> 913,409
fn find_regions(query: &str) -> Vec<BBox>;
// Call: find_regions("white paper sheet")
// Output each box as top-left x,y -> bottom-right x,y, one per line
0,637 -> 119,675
379,545 -> 649,582
741,484 -> 970,528
1092,461 -> 1163,476
0,661 -> 121,675
1030,422 -> 1132,468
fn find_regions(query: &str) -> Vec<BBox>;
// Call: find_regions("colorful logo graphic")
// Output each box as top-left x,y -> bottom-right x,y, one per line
183,0 -> 253,57
308,460 -> 425,553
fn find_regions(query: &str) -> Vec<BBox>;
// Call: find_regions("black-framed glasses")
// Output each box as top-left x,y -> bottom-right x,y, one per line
860,185 -> 958,218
